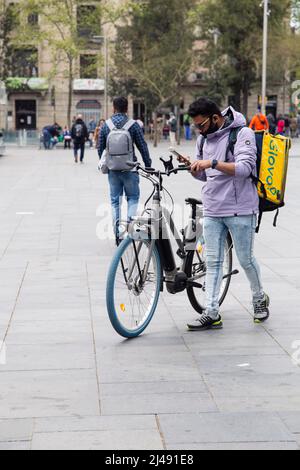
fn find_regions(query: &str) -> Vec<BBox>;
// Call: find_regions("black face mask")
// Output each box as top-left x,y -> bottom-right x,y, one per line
202,118 -> 220,137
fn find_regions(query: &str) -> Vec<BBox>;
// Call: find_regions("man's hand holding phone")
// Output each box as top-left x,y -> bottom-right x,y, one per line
190,160 -> 212,175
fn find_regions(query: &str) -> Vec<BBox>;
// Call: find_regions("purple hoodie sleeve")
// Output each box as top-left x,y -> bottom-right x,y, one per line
234,128 -> 257,179
193,137 -> 207,182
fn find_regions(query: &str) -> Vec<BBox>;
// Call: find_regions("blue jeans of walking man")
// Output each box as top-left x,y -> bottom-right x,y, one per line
108,171 -> 140,236
204,215 -> 264,320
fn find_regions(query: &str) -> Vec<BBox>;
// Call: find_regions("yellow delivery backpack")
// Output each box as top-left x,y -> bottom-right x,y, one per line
253,131 -> 291,232
227,129 -> 291,232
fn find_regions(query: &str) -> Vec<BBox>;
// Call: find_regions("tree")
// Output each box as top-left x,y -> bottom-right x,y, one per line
13,0 -> 128,126
198,0 -> 290,116
0,0 -> 19,81
110,0 -> 198,144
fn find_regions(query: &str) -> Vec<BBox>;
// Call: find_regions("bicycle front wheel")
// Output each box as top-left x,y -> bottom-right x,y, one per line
106,237 -> 161,338
186,234 -> 233,314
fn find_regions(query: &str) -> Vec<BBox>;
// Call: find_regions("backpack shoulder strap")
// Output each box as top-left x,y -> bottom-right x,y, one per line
122,119 -> 136,131
106,119 -> 115,131
199,136 -> 206,157
225,126 -> 245,162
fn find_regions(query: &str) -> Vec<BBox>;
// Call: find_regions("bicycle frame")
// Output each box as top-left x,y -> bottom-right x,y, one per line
127,169 -> 204,294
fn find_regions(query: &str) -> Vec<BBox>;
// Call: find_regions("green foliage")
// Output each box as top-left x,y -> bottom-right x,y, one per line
5,77 -> 27,92
0,0 -> 20,80
110,0 -> 197,111
198,0 -> 291,114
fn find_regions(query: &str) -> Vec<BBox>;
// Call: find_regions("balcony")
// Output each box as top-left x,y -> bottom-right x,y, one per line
5,78 -> 49,95
73,79 -> 105,93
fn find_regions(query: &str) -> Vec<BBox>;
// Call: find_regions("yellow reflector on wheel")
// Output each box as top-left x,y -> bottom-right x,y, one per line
120,304 -> 126,313
197,244 -> 203,254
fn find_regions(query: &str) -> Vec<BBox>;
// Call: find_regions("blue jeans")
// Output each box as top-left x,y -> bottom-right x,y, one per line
43,130 -> 51,149
203,215 -> 264,320
185,125 -> 191,140
108,171 -> 140,235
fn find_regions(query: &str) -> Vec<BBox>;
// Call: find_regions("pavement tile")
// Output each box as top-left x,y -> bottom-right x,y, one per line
0,419 -> 33,442
0,441 -> 31,450
0,369 -> 100,418
158,412 -> 294,445
34,415 -> 157,433
101,392 -> 217,415
0,343 -> 95,371
278,412 -> 300,433
166,441 -> 300,450
31,429 -> 163,450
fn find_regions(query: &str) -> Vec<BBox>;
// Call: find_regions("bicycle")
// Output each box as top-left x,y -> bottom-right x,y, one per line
106,155 -> 239,338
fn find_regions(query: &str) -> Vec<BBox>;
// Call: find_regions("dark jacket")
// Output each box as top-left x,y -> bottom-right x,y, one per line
71,119 -> 89,144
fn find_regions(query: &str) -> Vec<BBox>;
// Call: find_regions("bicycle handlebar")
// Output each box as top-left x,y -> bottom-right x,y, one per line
133,163 -> 191,177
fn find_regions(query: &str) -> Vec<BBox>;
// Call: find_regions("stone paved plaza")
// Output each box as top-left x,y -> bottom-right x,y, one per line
0,140 -> 300,450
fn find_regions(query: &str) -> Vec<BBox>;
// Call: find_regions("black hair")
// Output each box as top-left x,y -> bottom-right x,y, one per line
113,96 -> 128,113
188,97 -> 222,118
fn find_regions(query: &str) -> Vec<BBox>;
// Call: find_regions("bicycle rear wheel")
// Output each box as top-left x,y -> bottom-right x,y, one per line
186,234 -> 233,314
106,237 -> 161,338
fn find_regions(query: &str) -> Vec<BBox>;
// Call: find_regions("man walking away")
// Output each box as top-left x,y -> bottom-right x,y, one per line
98,96 -> 152,241
185,98 -> 270,331
249,107 -> 269,132
71,114 -> 89,163
167,112 -> 178,146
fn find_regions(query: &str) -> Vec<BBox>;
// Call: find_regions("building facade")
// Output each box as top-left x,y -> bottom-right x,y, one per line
0,0 -> 114,132
0,0 -> 292,132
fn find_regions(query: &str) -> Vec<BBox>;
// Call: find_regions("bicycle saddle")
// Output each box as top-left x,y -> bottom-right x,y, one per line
185,198 -> 203,206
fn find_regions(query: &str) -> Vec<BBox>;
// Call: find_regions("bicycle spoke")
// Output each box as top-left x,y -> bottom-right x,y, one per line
112,240 -> 159,332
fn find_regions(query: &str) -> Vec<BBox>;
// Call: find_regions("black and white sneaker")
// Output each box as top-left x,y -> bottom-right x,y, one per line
254,293 -> 270,323
187,315 -> 223,332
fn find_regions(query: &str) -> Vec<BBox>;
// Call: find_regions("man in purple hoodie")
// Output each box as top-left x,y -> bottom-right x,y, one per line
186,98 -> 270,331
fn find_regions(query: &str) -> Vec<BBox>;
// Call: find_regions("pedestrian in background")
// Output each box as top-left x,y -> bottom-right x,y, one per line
184,112 -> 192,140
297,112 -> 300,138
42,123 -> 60,150
284,114 -> 291,137
267,112 -> 276,135
249,108 -> 269,131
94,119 -> 105,149
167,112 -> 177,146
63,126 -> 72,149
88,117 -> 97,148
71,114 -> 89,163
277,116 -> 285,136
98,96 -> 152,242
163,123 -> 170,141
290,116 -> 297,138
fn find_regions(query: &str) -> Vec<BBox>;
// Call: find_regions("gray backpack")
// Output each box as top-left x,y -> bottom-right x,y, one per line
106,119 -> 135,171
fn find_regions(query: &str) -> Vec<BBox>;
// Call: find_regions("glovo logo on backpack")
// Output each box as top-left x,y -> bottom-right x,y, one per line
258,133 -> 290,205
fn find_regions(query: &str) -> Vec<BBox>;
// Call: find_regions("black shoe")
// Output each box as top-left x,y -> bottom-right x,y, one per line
254,293 -> 270,323
187,315 -> 223,332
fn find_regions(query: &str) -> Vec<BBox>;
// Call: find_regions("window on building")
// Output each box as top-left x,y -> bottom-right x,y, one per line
28,12 -> 39,27
8,48 -> 39,78
77,5 -> 101,38
80,55 -> 98,79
